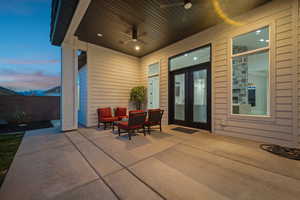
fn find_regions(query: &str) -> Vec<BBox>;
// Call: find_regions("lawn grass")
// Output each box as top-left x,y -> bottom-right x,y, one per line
0,133 -> 24,187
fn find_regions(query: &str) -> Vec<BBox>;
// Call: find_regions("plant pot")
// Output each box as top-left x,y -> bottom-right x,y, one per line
18,123 -> 28,127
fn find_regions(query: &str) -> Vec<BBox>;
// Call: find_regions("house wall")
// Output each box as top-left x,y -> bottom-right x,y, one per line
140,0 -> 299,146
78,65 -> 88,126
86,44 -> 140,126
79,0 -> 299,146
297,2 -> 300,146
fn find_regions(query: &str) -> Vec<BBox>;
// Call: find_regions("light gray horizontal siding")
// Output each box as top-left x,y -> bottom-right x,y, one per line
83,0 -> 298,146
140,0 -> 298,146
87,44 -> 140,126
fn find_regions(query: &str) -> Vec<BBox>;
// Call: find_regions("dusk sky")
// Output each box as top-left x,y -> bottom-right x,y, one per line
0,0 -> 60,91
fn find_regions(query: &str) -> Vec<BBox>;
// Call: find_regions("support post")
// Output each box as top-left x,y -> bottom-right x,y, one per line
61,43 -> 78,131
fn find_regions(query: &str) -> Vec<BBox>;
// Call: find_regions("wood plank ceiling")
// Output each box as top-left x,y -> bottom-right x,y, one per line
75,0 -> 271,57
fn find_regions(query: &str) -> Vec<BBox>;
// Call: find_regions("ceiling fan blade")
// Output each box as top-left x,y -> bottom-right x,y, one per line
119,31 -> 132,39
138,32 -> 147,38
160,2 -> 184,9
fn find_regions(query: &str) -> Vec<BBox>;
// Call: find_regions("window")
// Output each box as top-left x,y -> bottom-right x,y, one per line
148,62 -> 160,109
170,46 -> 210,71
231,26 -> 269,116
148,62 -> 160,76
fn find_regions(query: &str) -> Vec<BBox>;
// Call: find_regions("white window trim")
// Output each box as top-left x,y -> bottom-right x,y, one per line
227,22 -> 276,122
147,61 -> 161,109
148,61 -> 160,77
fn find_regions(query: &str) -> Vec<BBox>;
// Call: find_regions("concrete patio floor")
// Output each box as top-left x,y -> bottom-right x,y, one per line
0,125 -> 300,200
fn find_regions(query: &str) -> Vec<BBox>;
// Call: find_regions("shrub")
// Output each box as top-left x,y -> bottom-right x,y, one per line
130,86 -> 147,110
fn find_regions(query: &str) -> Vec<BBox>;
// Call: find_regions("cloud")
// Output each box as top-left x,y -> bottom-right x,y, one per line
0,69 -> 60,91
0,59 -> 60,65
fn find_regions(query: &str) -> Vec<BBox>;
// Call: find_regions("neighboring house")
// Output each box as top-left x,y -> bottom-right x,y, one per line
0,86 -> 19,96
50,0 -> 300,147
44,86 -> 61,96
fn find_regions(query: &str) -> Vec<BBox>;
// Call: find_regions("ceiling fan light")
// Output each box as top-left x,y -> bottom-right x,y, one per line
184,0 -> 192,9
132,25 -> 138,42
135,46 -> 140,51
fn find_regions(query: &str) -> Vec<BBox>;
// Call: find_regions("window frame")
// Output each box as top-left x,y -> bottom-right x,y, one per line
147,61 -> 161,109
148,62 -> 160,77
228,22 -> 275,122
169,45 -> 211,72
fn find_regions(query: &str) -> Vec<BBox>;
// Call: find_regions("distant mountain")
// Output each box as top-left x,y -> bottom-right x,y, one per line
44,86 -> 60,96
0,86 -> 19,95
0,86 -> 61,96
16,90 -> 45,96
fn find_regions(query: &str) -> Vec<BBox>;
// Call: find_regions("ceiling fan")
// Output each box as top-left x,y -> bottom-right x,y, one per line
119,25 -> 147,46
160,0 -> 193,10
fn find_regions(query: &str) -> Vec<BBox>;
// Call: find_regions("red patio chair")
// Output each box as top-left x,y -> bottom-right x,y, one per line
114,107 -> 128,120
97,107 -> 118,129
144,109 -> 164,134
117,112 -> 147,140
129,110 -> 144,114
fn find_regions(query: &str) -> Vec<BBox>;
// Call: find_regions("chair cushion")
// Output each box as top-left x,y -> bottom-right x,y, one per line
144,120 -> 160,125
148,109 -> 160,112
101,117 -> 118,122
98,108 -> 112,118
117,115 -> 128,120
115,107 -> 127,117
117,121 -> 143,129
129,110 -> 144,114
117,121 -> 129,129
147,109 -> 162,124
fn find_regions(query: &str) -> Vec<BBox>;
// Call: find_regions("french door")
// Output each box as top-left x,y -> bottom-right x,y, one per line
169,64 -> 211,130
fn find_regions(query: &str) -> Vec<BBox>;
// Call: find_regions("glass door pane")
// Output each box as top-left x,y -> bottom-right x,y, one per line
193,70 -> 207,123
174,73 -> 185,120
148,76 -> 159,109
147,78 -> 154,108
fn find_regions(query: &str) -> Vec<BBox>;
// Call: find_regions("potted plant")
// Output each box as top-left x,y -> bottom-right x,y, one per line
130,86 -> 147,110
9,107 -> 31,127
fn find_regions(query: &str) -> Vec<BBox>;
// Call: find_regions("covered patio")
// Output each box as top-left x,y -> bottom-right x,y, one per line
0,126 -> 299,199
1,0 -> 298,199
53,0 -> 299,148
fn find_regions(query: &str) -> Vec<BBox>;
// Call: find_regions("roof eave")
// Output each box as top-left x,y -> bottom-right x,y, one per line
50,0 -> 79,46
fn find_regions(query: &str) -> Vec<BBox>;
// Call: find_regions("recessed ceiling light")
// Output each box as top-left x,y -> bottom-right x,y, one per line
193,57 -> 198,61
256,30 -> 261,35
184,54 -> 188,56
184,1 -> 192,10
135,46 -> 140,51
259,38 -> 265,42
97,33 -> 103,37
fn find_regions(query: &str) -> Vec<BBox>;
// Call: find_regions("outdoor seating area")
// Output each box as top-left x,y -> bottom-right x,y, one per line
98,107 -> 164,140
53,0 -> 299,149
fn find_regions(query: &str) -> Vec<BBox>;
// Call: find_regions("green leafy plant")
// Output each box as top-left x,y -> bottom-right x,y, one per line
9,107 -> 30,124
130,86 -> 147,110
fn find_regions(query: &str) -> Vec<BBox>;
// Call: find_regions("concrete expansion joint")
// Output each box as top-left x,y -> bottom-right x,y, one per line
65,133 -> 122,200
76,129 -> 168,200
49,178 -> 100,200
179,142 -> 300,182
